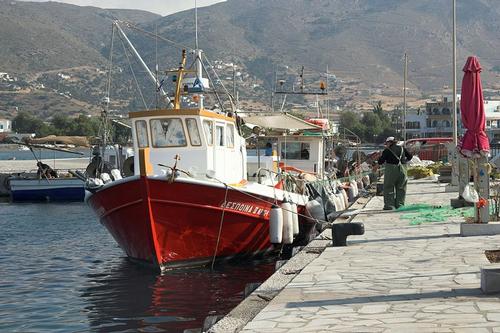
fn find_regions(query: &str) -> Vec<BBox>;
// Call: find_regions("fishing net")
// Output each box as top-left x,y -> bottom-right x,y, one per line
397,204 -> 475,225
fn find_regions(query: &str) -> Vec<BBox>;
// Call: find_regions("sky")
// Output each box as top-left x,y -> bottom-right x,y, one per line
21,0 -> 226,16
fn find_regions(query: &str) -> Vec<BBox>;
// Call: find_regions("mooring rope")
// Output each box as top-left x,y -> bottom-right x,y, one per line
211,183 -> 229,271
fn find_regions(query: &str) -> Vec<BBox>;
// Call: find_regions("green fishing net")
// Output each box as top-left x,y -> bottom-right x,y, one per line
397,204 -> 475,226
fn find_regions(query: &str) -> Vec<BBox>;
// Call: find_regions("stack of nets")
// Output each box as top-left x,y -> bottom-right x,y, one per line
397,204 -> 474,225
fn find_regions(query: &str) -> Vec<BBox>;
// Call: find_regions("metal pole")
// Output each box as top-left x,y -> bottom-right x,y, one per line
195,0 -> 199,50
403,53 -> 408,141
114,21 -> 171,105
452,0 -> 458,145
451,0 -> 461,189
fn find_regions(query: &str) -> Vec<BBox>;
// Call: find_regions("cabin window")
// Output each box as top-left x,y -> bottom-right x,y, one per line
203,120 -> 214,146
281,142 -> 310,160
150,118 -> 187,148
216,124 -> 225,147
186,118 -> 202,146
135,120 -> 149,148
226,124 -> 235,148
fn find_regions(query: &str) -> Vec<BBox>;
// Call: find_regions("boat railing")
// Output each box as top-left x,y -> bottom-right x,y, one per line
338,127 -> 362,146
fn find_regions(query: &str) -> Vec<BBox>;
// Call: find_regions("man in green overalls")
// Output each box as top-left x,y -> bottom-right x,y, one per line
377,137 -> 413,210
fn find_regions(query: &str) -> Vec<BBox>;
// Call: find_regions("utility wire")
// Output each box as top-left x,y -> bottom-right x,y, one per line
119,35 -> 148,110
118,20 -> 191,52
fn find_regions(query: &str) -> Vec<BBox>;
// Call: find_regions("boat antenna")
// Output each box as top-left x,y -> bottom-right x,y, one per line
155,23 -> 159,109
195,0 -> 199,50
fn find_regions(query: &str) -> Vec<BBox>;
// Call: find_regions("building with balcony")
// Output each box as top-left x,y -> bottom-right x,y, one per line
404,97 -> 500,141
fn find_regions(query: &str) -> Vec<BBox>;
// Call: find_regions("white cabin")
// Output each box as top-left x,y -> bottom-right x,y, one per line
244,114 -> 327,177
130,109 -> 247,184
278,135 -> 324,175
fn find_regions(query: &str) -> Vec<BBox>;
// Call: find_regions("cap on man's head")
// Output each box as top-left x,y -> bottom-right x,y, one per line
385,136 -> 395,142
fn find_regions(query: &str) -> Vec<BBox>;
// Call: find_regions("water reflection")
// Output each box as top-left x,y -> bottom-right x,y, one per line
82,259 -> 275,333
0,203 -> 276,333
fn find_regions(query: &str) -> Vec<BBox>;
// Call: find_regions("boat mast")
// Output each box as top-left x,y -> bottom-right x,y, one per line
113,20 -> 173,107
174,50 -> 187,109
195,0 -> 199,50
194,0 -> 205,109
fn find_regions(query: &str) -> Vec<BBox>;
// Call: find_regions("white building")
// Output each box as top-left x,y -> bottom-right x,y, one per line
0,119 -> 12,133
405,98 -> 500,141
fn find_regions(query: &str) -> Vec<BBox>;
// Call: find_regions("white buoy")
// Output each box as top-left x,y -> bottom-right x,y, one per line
306,199 -> 324,221
281,200 -> 293,244
110,169 -> 122,181
340,188 -> 349,208
269,205 -> 283,244
100,173 -> 112,184
347,186 -> 355,202
336,193 -> 345,210
357,180 -> 363,194
290,202 -> 299,235
330,194 -> 341,212
362,175 -> 370,187
86,178 -> 104,188
353,181 -> 359,197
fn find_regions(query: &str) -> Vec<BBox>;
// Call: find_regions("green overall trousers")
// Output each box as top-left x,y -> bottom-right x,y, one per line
383,147 -> 408,210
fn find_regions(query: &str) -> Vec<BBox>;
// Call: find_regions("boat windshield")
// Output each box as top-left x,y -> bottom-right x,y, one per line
135,120 -> 149,148
150,118 -> 187,147
281,142 -> 310,160
203,120 -> 214,146
186,118 -> 202,146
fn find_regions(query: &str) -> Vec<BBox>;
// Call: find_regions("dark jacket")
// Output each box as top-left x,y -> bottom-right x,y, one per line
378,144 -> 413,165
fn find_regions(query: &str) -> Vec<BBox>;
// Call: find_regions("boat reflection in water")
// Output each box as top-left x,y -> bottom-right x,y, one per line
81,258 -> 275,333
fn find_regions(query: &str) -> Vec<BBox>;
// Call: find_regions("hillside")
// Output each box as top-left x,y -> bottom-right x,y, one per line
0,0 -> 160,73
2,0 -> 500,119
148,0 -> 500,93
0,0 -> 160,118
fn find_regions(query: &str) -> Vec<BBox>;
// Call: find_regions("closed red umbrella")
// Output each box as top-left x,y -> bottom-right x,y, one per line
459,56 -> 490,157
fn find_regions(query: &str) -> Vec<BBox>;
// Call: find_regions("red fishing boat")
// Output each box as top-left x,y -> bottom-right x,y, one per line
85,21 -> 321,271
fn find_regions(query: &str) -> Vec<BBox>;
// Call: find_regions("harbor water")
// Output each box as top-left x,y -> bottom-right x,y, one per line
0,202 -> 276,333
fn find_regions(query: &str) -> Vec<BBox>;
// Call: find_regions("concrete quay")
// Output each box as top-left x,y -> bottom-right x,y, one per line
226,180 -> 500,332
0,158 -> 89,173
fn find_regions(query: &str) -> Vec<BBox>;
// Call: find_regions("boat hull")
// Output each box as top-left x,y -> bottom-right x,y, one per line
9,178 -> 85,202
87,176 -> 313,270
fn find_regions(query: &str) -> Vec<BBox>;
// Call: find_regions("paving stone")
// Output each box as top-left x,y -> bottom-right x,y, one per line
486,312 -> 500,321
253,311 -> 287,320
243,320 -> 277,330
233,180 -> 500,333
452,328 -> 490,333
476,301 -> 500,311
358,304 -> 390,314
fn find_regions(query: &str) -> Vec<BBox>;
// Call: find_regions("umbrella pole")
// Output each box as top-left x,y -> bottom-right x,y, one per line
479,156 -> 490,223
474,156 -> 490,223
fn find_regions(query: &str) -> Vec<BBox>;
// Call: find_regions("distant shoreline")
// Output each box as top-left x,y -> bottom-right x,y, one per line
0,144 -> 20,151
0,158 -> 89,174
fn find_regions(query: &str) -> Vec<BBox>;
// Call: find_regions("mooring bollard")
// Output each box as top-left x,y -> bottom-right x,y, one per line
331,222 -> 365,246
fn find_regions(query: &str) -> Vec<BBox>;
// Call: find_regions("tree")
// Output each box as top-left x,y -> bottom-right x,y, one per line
69,115 -> 100,137
373,101 -> 383,117
339,111 -> 365,140
12,112 -> 43,134
361,113 -> 383,142
51,114 -> 73,135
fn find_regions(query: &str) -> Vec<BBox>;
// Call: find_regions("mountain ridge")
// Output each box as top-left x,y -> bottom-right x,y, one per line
1,0 -> 500,118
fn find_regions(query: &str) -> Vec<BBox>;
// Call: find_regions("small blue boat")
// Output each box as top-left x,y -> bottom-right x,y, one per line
8,178 -> 85,202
